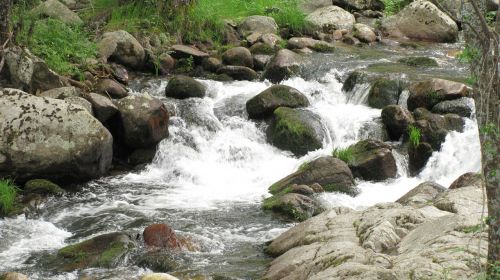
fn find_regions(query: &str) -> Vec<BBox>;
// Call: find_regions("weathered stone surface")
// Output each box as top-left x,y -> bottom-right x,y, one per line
263,192 -> 323,221
449,172 -> 484,190
95,79 -> 129,99
433,186 -> 485,218
431,97 -> 474,118
222,47 -> 253,68
170,45 -> 209,59
202,57 -> 222,72
63,96 -> 93,115
408,142 -> 434,175
98,30 -> 145,69
0,89 -> 113,183
216,65 -> 258,81
381,105 -> 415,141
238,16 -> 278,36
381,0 -> 459,43
165,75 -> 206,99
353,23 -> 377,43
412,108 -> 465,150
253,54 -> 272,71
33,0 -> 83,25
305,5 -> 356,32
263,49 -> 303,83
39,86 -> 80,99
246,85 -> 310,119
347,139 -> 397,181
367,78 -> 403,109
396,181 -> 446,207
84,92 -> 119,123
407,78 -> 470,111
115,94 -> 169,149
299,0 -> 332,14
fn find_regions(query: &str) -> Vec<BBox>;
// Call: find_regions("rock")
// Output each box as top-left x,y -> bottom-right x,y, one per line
299,0 -> 332,13
367,78 -> 404,109
396,182 -> 446,207
253,54 -> 272,71
342,71 -> 369,93
3,47 -> 68,93
407,78 -> 470,111
170,45 -> 209,59
249,42 -> 275,55
381,0 -> 459,43
216,65 -> 258,81
115,94 -> 169,149
95,79 -> 129,99
263,192 -> 322,221
141,273 -> 180,280
143,224 -> 183,250
305,5 -> 356,32
109,63 -> 129,84
202,57 -> 222,72
434,186 -> 485,218
246,85 -> 310,119
84,92 -> 119,123
54,232 -> 135,271
287,37 -> 324,49
223,23 -> 241,45
64,96 -> 93,114
39,86 -> 80,99
137,251 -> 180,273
246,32 -> 262,45
412,108 -> 465,150
24,179 -> 65,195
165,75 -> 206,99
488,0 -> 499,11
381,105 -> 415,141
238,16 -> 278,36
332,0 -> 385,11
263,49 -> 303,83
352,23 -> 377,43
408,142 -> 433,175
289,184 -> 316,196
398,56 -> 438,67
158,53 -> 175,75
98,30 -> 145,69
269,156 -> 357,196
430,0 -> 462,20
0,272 -> 29,280
431,97 -> 474,118
342,34 -> 361,46
222,47 -> 253,68
449,173 -> 484,190
267,107 -> 326,156
0,89 -> 113,183
261,33 -> 282,47
128,149 -> 157,166
347,139 -> 397,181
33,0 -> 83,25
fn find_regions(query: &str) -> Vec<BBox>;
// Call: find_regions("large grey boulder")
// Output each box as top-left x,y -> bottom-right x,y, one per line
238,16 -> 278,36
246,85 -> 310,119
0,89 -> 113,183
216,65 -> 258,81
407,78 -> 470,111
98,30 -> 146,69
263,49 -> 303,83
222,47 -> 253,68
299,0 -> 332,14
381,0 -> 459,43
449,172 -> 484,190
430,0 -> 462,20
33,0 -> 83,25
332,0 -> 385,11
431,97 -> 474,118
305,5 -> 356,32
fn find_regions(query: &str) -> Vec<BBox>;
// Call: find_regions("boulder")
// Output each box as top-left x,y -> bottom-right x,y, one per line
299,0 -> 332,14
33,0 -> 83,25
305,5 -> 356,32
412,108 -> 465,150
216,65 -> 258,81
347,139 -> 397,181
54,232 -> 135,271
269,156 -> 357,196
201,57 -> 222,72
109,63 -> 129,84
222,47 -> 253,68
449,173 -> 484,190
137,251 -> 180,273
3,47 -> 68,94
246,85 -> 310,119
431,97 -> 474,118
263,49 -> 303,83
39,86 -> 80,99
262,192 -> 322,221
398,56 -> 438,67
287,37 -> 334,51
381,1 -> 459,43
24,179 -> 65,195
95,78 -> 129,99
98,30 -> 145,69
143,224 -> 183,250
434,186 -> 485,217
170,45 -> 209,59
430,0 -> 462,20
246,32 -> 262,45
253,54 -> 272,71
408,142 -> 434,175
332,0 -> 385,11
238,16 -> 278,36
367,78 -> 404,109
158,53 -> 175,75
352,23 -> 377,43
0,89 -> 113,183
261,33 -> 282,47
396,181 -> 446,207
165,75 -> 206,99
64,96 -> 93,114
267,107 -> 326,156
115,94 -> 169,149
407,78 -> 470,111
141,274 -> 180,280
84,92 -> 119,123
249,42 -> 276,55
381,105 -> 415,141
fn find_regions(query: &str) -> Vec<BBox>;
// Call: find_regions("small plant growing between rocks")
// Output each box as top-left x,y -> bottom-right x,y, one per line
332,146 -> 354,164
408,125 -> 421,147
0,179 -> 19,216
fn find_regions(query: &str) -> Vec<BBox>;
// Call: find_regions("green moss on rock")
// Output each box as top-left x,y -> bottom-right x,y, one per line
24,179 -> 64,195
398,56 -> 438,67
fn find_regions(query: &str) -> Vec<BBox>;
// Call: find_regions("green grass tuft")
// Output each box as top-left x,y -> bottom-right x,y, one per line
382,0 -> 412,15
332,146 -> 354,164
0,179 -> 19,216
408,125 -> 421,147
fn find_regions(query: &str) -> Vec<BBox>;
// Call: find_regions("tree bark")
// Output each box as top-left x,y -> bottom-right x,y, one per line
0,0 -> 12,44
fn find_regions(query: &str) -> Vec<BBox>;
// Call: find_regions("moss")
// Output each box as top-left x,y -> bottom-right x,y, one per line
311,43 -> 335,53
250,43 -> 275,55
24,179 -> 64,195
97,242 -> 127,267
398,56 -> 438,67
274,108 -> 311,138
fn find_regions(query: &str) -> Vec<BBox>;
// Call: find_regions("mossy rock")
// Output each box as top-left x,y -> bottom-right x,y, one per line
24,179 -> 64,195
311,43 -> 335,53
137,251 -> 181,272
249,43 -> 276,55
246,85 -> 310,119
367,78 -> 404,109
53,232 -> 135,271
165,75 -> 206,99
267,107 -> 325,156
263,191 -> 320,221
398,56 -> 438,67
347,139 -> 397,181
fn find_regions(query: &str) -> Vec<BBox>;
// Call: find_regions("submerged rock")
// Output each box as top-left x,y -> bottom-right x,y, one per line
246,85 -> 310,119
137,251 -> 180,273
263,49 -> 303,83
165,75 -> 206,99
398,56 -> 438,67
347,139 -> 397,181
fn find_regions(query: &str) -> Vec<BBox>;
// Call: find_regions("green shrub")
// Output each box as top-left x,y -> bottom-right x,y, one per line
332,146 -> 354,164
457,46 -> 480,64
408,125 -> 421,147
383,0 -> 412,15
0,179 -> 19,215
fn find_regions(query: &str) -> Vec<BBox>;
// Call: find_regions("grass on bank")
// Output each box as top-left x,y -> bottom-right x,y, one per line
0,179 -> 19,216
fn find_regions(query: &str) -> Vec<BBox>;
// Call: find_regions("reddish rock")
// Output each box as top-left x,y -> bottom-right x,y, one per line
143,224 -> 183,249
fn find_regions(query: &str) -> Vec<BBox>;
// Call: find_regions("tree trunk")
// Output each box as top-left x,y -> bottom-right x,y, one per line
0,0 -> 12,44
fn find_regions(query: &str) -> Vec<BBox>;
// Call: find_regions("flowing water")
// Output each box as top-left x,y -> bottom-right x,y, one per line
0,42 -> 481,279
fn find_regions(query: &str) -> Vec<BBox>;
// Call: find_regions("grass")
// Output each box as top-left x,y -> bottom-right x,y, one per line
382,0 -> 412,15
332,146 -> 354,164
0,179 -> 19,216
408,125 -> 421,147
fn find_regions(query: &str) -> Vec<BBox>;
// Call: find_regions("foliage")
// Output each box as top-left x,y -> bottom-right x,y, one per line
332,146 -> 354,164
408,125 -> 421,147
458,46 -> 481,64
382,0 -> 412,15
0,179 -> 18,215
486,11 -> 497,26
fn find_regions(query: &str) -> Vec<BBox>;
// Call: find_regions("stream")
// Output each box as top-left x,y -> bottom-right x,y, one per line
0,42 -> 482,279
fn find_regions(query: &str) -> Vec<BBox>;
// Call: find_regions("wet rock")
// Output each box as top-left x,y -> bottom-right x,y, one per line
39,86 -> 80,99
24,179 -> 65,195
289,184 -> 316,196
202,57 -> 222,73
449,172 -> 484,190
299,0 -> 332,14
305,5 -> 356,32
342,70 -> 369,93
342,34 -> 361,46
165,75 -> 206,99
408,142 -> 433,175
253,54 -> 272,71
332,0 -> 385,11
347,139 -> 397,181
216,65 -> 258,81
83,92 -> 119,123
262,192 -> 323,221
137,251 -> 180,273
110,63 -> 129,84
367,78 -> 404,109
431,97 -> 474,118
246,85 -> 310,119
222,47 -> 253,68
396,181 -> 446,207
352,23 -> 377,43
3,47 -> 68,93
143,224 -> 183,250
263,49 -> 303,83
158,53 -> 175,75
170,45 -> 209,59
54,232 -> 135,271
95,79 -> 129,99
115,94 -> 169,149
269,156 -> 357,196
267,107 -> 326,156
407,78 -> 470,111
238,16 -> 278,36
33,0 -> 83,25
0,272 -> 29,280
381,1 -> 458,43
141,273 -> 180,280
128,149 -> 157,166
398,56 -> 438,67
0,88 -> 113,183
381,105 -> 415,141
98,30 -> 145,69
413,108 -> 465,150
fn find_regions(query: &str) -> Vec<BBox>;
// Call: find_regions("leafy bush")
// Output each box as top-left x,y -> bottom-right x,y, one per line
408,125 -> 421,147
0,179 -> 18,215
332,146 -> 354,164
